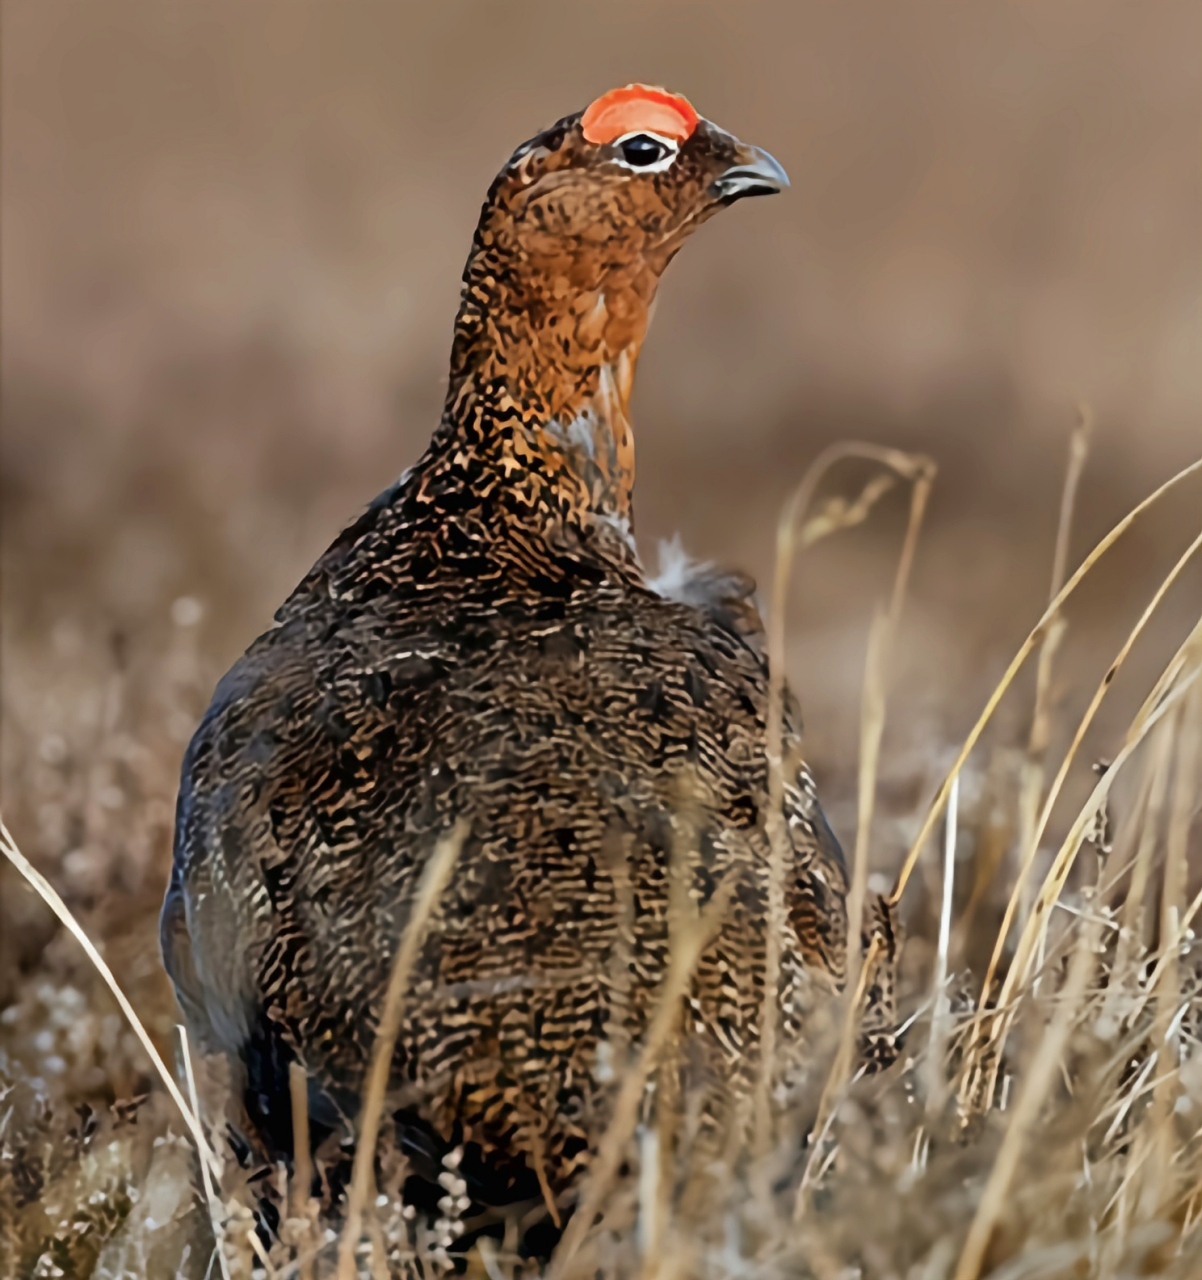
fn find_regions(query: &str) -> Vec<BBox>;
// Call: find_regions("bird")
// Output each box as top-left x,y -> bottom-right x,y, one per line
161,83 -> 849,1217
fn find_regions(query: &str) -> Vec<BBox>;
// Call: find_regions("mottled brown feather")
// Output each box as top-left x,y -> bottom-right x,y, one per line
162,88 -> 847,1203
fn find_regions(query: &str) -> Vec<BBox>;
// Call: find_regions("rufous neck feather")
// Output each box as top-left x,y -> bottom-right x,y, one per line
445,249 -> 658,530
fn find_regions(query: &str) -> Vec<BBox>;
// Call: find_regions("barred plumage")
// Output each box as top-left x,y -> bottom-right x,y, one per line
161,85 -> 847,1211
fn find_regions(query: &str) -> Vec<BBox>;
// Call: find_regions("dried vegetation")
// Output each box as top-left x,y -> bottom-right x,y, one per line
3,425 -> 1201,1280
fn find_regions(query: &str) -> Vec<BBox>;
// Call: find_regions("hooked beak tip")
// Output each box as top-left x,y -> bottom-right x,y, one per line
709,145 -> 790,203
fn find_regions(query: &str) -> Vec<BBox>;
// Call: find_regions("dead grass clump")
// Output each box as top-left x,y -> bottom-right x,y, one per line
2,435 -> 1201,1278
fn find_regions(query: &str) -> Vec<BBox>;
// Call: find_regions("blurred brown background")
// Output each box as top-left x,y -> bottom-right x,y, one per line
3,0 -> 1200,941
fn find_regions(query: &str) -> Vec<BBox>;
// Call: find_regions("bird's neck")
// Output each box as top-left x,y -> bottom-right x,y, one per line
437,243 -> 663,534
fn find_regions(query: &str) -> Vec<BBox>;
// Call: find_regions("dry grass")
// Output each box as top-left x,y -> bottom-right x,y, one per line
2,440 -> 1201,1280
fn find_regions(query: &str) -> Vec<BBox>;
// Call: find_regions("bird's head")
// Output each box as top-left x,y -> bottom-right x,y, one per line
445,86 -> 788,530
454,85 -> 788,390
475,84 -> 788,287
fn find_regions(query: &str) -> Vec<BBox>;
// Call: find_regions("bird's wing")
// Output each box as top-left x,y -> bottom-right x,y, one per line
649,538 -> 849,985
785,760 -> 850,987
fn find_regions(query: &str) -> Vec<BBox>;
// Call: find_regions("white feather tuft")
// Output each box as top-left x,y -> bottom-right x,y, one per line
647,534 -> 711,601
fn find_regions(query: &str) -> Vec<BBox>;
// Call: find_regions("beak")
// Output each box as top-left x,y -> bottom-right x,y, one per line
709,143 -> 790,203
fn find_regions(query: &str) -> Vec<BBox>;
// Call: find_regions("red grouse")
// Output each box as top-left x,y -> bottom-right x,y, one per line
162,85 -> 848,1213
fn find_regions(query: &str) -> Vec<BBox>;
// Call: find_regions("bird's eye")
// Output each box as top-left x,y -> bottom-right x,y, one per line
618,133 -> 671,167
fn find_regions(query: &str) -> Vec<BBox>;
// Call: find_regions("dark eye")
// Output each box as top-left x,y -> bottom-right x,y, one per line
619,134 -> 670,167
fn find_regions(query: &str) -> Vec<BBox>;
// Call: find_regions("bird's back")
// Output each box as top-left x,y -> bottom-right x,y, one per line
164,476 -> 847,1192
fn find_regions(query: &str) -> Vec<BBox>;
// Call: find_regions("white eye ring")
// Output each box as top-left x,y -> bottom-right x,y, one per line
610,130 -> 680,174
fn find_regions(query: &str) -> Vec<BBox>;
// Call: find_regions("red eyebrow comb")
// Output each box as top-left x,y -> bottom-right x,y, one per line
581,84 -> 700,146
